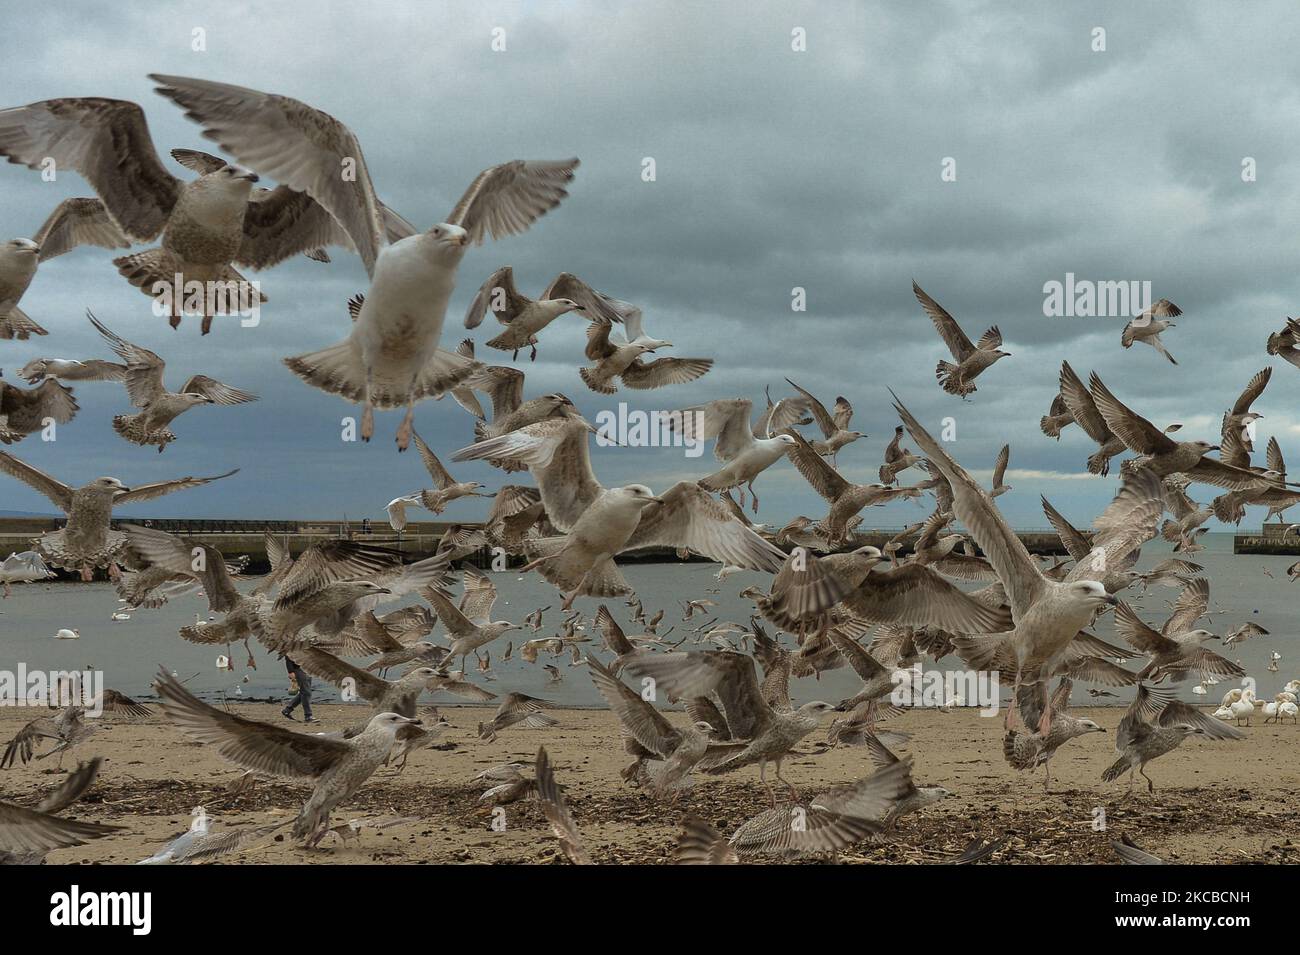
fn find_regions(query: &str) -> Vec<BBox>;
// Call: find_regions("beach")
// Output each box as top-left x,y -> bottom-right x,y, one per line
4,702 -> 1296,865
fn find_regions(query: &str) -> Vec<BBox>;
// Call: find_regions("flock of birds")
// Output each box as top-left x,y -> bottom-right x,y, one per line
2,73 -> 1300,865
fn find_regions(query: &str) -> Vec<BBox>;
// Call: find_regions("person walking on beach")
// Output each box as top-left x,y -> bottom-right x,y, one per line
282,655 -> 319,723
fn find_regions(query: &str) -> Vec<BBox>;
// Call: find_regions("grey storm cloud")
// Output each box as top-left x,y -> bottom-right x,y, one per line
2,0 -> 1299,531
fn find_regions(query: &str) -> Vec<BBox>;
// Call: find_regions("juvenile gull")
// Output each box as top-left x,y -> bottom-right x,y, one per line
424,574 -> 519,670
579,315 -> 712,394
1054,361 -> 1126,475
0,759 -> 121,864
783,377 -> 864,464
384,429 -> 493,530
1039,389 -> 1075,440
89,311 -> 257,450
668,396 -> 798,511
892,393 -> 1162,733
913,280 -> 1009,397
151,74 -> 577,446
17,354 -> 126,386
0,450 -> 236,578
1221,367 -> 1270,452
0,238 -> 48,339
1120,299 -> 1181,364
0,371 -> 77,444
477,693 -> 559,742
1002,678 -> 1106,790
154,666 -> 419,844
453,417 -> 786,608
1112,581 -> 1244,684
534,746 -> 592,865
879,425 -> 921,485
0,95 -> 367,332
1265,316 -> 1300,369
1102,684 -> 1244,793
462,266 -> 593,360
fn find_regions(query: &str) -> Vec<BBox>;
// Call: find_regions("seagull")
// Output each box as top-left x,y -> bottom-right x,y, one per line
1039,389 -> 1075,440
668,397 -> 798,511
0,370 -> 77,444
1224,622 -> 1270,646
453,417 -> 786,608
879,425 -> 921,485
424,571 -> 519,670
624,649 -> 838,801
1112,591 -> 1245,685
0,759 -> 121,865
1120,299 -> 1181,364
1053,361 -> 1126,475
463,267 -> 609,360
1089,371 -> 1289,491
1266,316 -> 1300,369
1,199 -> 136,340
476,693 -> 558,742
458,349 -> 583,473
783,428 -> 925,546
783,378 -> 864,463
892,393 -> 1163,734
0,450 -> 237,578
1003,678 -> 1106,791
0,90 -> 374,332
18,355 -> 126,385
384,429 -> 493,530
154,666 -> 419,845
88,311 -> 257,450
534,746 -> 592,865
137,819 -> 285,864
989,444 -> 1012,498
579,315 -> 712,394
1102,684 -> 1244,793
0,550 -> 54,595
1221,367 -> 1270,453
150,74 -> 577,446
913,280 -> 1009,397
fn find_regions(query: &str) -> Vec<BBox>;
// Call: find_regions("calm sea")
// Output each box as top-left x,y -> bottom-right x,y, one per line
0,533 -> 1291,709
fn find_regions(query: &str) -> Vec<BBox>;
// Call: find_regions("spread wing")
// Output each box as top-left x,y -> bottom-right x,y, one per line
621,356 -> 713,389
179,374 -> 258,405
32,197 -> 131,260
88,311 -> 166,407
114,468 -> 239,506
463,265 -> 527,328
121,524 -> 242,612
586,655 -> 681,757
913,281 -> 975,361
541,272 -> 637,326
672,399 -> 756,462
1057,361 -> 1111,444
1231,367 -> 1271,416
784,377 -> 838,438
151,74 -> 389,276
1088,372 -> 1176,455
154,667 -> 349,779
271,539 -> 403,608
624,481 -> 787,573
238,184 -> 357,269
411,430 -> 456,489
783,428 -> 850,501
534,746 -> 592,865
446,159 -> 580,247
0,451 -> 73,511
844,564 -> 1014,634
624,650 -> 772,740
0,97 -> 178,239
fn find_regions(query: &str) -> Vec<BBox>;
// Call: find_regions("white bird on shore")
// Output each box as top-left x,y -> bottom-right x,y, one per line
150,74 -> 577,449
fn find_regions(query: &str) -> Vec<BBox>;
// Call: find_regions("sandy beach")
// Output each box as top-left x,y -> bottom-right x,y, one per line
4,702 -> 1297,865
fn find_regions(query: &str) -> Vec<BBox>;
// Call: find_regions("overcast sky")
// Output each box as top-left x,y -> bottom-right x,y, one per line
4,0 -> 1300,532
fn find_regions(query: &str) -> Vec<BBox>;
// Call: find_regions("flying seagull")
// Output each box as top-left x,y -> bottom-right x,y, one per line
579,315 -> 712,394
783,378 -> 864,463
668,397 -> 798,512
0,450 -> 237,578
150,74 -> 577,447
385,429 -> 493,530
0,370 -> 77,444
1120,299 -> 1181,364
88,310 -> 257,450
463,267 -> 608,360
913,280 -> 1009,397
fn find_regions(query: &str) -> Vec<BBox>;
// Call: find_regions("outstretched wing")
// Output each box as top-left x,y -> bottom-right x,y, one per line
446,159 -> 580,246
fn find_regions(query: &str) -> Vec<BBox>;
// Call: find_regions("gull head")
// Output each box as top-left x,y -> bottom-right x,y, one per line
1063,579 -> 1117,609
426,222 -> 469,249
1190,440 -> 1219,454
408,666 -> 442,683
619,484 -> 666,507
349,581 -> 393,598
205,163 -> 259,194
798,700 -> 838,720
1076,718 -> 1105,735
371,712 -> 421,735
551,297 -> 586,316
692,720 -> 715,735
181,392 -> 217,406
635,338 -> 671,354
850,544 -> 885,564
775,434 -> 798,449
1184,628 -> 1218,644
3,237 -> 39,259
95,476 -> 131,497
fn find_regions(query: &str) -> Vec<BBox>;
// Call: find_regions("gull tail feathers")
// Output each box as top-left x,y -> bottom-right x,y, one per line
113,413 -> 175,449
284,340 -> 367,402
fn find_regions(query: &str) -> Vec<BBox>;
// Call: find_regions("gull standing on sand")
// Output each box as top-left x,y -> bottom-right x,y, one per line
1002,678 -> 1106,791
154,667 -> 419,844
668,397 -> 799,512
454,417 -> 786,608
892,393 -> 1166,734
151,74 -> 577,447
913,281 -> 1009,397
783,378 -> 864,464
88,311 -> 257,450
385,429 -> 493,530
1120,299 -> 1181,364
0,451 -> 236,578
1102,684 -> 1245,793
462,267 -> 607,361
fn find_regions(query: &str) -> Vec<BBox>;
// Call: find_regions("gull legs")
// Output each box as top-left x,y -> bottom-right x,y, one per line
747,480 -> 759,513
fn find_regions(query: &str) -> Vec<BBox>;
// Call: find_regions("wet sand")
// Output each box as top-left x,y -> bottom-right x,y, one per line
4,703 -> 1297,864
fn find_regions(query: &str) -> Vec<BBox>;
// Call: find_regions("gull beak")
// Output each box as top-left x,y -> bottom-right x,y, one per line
1104,594 -> 1119,606
650,496 -> 667,505
404,716 -> 422,725
455,233 -> 468,247
29,244 -> 40,255
240,172 -> 259,183
1207,445 -> 1221,452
